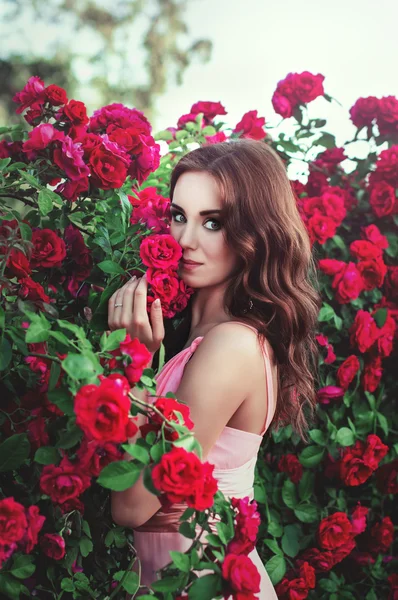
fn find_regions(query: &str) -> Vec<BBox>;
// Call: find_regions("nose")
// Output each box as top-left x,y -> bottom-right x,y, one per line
175,223 -> 198,250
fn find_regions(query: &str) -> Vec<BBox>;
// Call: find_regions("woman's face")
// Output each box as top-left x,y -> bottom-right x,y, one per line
170,171 -> 238,289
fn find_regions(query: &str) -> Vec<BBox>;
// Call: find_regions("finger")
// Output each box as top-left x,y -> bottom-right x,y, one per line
132,274 -> 151,333
119,276 -> 139,331
150,298 -> 165,349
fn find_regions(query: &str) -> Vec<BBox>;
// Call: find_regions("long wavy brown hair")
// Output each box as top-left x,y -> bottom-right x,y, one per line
169,139 -> 322,440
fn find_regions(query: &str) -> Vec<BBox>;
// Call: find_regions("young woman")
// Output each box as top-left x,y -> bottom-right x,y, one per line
109,139 -> 322,598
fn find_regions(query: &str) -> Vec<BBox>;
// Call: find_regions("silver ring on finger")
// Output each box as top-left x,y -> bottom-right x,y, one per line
114,303 -> 123,308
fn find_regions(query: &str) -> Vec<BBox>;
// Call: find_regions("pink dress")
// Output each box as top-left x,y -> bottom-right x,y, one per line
132,322 -> 278,599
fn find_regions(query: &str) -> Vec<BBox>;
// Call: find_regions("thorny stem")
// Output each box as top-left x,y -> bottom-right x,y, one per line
27,352 -> 62,364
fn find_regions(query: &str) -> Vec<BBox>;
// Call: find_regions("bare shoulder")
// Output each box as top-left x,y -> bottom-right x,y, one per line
188,321 -> 262,369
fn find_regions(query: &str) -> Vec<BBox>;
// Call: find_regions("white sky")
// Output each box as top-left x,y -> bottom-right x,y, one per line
1,0 -> 398,178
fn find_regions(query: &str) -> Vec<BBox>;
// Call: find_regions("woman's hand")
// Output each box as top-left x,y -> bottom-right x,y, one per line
108,274 -> 165,354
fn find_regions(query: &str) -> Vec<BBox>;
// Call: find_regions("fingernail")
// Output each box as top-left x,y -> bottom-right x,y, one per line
130,276 -> 136,282
154,298 -> 161,307
143,272 -> 147,279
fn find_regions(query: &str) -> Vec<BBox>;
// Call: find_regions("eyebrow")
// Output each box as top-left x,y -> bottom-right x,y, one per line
170,203 -> 221,216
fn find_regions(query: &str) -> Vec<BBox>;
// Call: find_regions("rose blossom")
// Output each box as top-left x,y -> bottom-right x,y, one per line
362,355 -> 383,392
233,110 -> 266,140
18,277 -> 50,303
89,139 -> 130,189
53,136 -> 90,181
31,228 -> 67,268
140,233 -> 182,270
140,396 -> 194,442
107,334 -> 152,386
376,459 -> 398,494
40,533 -> 66,560
152,446 -> 218,510
22,123 -> 65,159
76,439 -> 123,478
0,497 -> 28,546
44,84 -> 68,106
24,505 -> 46,553
318,512 -> 353,550
40,457 -> 91,505
221,553 -> 261,598
337,355 -> 360,389
12,76 -> 46,114
74,374 -> 137,444
369,517 -> 394,553
349,310 -> 381,353
278,454 -> 303,483
129,186 -> 171,234
349,97 -> 379,129
350,504 -> 369,536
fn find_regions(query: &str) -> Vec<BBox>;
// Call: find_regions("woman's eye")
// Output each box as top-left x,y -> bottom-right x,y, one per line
172,212 -> 186,223
204,219 -> 221,231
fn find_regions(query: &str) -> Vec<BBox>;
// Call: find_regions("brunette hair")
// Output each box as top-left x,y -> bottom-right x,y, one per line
169,139 -> 322,440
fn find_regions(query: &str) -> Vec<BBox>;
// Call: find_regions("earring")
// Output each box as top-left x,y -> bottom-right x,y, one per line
243,298 -> 253,314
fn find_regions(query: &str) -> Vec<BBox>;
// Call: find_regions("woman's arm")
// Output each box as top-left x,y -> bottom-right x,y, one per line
111,322 -> 262,529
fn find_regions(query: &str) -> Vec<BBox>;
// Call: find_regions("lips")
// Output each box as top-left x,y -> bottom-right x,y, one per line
182,259 -> 202,266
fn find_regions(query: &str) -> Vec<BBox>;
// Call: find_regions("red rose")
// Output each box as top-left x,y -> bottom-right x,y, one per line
89,143 -> 129,189
108,335 -> 152,386
56,176 -> 89,202
299,562 -> 316,589
350,240 -> 383,261
374,311 -> 396,358
190,100 -> 227,124
76,438 -> 123,477
53,136 -> 90,181
361,224 -> 389,249
204,131 -> 228,145
349,310 -> 380,353
292,71 -> 325,103
227,497 -> 261,556
370,517 -> 394,553
40,457 -> 91,505
313,147 -> 346,174
0,497 -> 28,546
140,234 -> 182,270
317,385 -> 345,405
6,248 -> 31,279
318,512 -> 353,550
363,434 -> 389,469
233,110 -> 266,140
74,374 -> 132,443
22,123 -> 65,159
147,268 -> 180,305
45,85 -> 68,106
140,396 -> 194,442
278,454 -> 303,483
377,95 -> 398,136
362,355 -> 383,393
357,258 -> 387,291
306,170 -> 328,197
221,553 -> 261,597
60,100 -> 89,125
27,408 -> 49,451
129,134 -> 160,184
307,213 -> 337,245
24,505 -> 45,553
337,355 -> 360,390
276,577 -> 309,600
272,92 -> 293,118
19,277 -> 50,303
129,186 -> 171,235
369,182 -> 398,218
25,342 -> 52,392
340,451 -> 373,487
298,548 -> 335,572
376,459 -> 398,494
152,446 -> 218,510
31,229 -> 67,268
40,533 -> 66,560
12,76 -> 46,114
371,145 -> 398,187
351,504 -> 369,536
349,97 -> 379,129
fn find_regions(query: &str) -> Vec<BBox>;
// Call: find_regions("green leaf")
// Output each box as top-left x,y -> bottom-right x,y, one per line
101,328 -> 126,351
98,260 -> 125,275
298,471 -> 314,502
10,555 -> 35,579
18,169 -> 42,189
154,129 -> 174,141
299,445 -> 325,468
79,537 -> 93,558
281,524 -> 301,558
25,313 -> 51,343
377,412 -> 389,437
294,503 -> 319,523
157,342 -> 165,372
82,520 -> 91,538
185,574 -> 221,600
0,337 -> 12,371
113,570 -> 139,594
97,460 -> 142,491
318,303 -> 335,322
178,521 -> 196,539
264,539 -> 282,556
267,520 -> 283,537
169,550 -> 190,572
61,578 -> 75,592
34,446 -> 61,465
122,443 -> 150,464
62,353 -> 103,381
56,423 -> 82,449
336,427 -> 355,447
265,555 -> 286,585
314,132 -> 336,149
38,189 -> 54,216
282,479 -> 298,508
47,389 -> 74,416
0,158 -> 12,172
0,572 -> 30,599
0,434 -> 30,472
0,306 -> 4,330
373,308 -> 387,328
309,428 -> 327,446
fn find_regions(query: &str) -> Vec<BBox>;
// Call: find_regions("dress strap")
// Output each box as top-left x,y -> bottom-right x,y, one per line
223,321 -> 276,436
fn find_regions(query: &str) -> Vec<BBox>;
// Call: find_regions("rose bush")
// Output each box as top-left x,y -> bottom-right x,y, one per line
0,71 -> 396,599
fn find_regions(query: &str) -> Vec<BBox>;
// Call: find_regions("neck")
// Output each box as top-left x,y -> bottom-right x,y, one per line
189,282 -> 231,337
